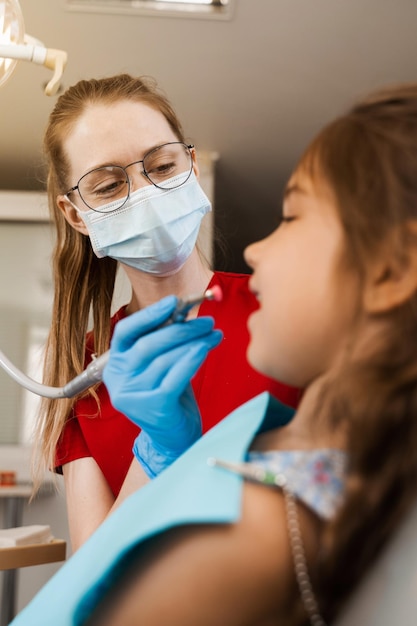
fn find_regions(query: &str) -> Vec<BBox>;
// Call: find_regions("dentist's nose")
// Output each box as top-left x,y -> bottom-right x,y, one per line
126,163 -> 153,192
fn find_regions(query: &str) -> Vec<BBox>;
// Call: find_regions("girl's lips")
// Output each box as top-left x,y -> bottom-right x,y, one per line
248,279 -> 259,301
252,290 -> 261,303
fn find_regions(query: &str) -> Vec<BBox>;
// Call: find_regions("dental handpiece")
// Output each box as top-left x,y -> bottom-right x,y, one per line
62,285 -> 223,398
0,285 -> 223,400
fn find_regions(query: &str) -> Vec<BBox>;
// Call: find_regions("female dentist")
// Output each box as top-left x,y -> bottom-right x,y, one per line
34,73 -> 300,550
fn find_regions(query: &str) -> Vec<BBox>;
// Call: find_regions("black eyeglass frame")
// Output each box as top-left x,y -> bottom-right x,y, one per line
65,141 -> 195,212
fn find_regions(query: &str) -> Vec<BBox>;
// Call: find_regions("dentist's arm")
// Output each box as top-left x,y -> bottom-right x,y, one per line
63,456 -> 150,552
103,296 -> 223,478
64,297 -> 222,551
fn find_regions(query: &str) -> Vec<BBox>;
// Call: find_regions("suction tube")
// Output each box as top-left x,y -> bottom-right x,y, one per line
0,286 -> 223,399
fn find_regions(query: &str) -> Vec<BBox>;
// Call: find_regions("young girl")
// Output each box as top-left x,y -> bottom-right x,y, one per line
34,74 -> 299,550
14,82 -> 417,625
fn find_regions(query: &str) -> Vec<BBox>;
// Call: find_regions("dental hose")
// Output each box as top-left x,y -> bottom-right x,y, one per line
0,286 -> 223,399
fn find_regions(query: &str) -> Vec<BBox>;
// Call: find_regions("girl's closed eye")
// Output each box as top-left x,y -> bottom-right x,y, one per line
280,215 -> 296,223
280,201 -> 296,224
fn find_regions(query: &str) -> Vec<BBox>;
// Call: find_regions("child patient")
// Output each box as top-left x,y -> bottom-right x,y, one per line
11,82 -> 417,626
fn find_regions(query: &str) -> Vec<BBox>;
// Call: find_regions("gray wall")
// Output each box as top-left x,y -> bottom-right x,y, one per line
2,1 -> 417,271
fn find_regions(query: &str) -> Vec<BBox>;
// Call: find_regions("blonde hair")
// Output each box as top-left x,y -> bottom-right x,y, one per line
33,74 -> 188,488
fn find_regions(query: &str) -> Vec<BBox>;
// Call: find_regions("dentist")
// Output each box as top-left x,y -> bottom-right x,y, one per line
34,73 -> 300,550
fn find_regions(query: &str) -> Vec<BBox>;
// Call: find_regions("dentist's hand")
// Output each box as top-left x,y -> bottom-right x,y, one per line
102,296 -> 223,478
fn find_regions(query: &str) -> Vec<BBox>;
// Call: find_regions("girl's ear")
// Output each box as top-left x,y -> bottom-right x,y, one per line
364,222 -> 417,313
57,195 -> 89,236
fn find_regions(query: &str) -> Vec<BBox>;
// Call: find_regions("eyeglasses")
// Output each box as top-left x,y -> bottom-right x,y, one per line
65,142 -> 194,213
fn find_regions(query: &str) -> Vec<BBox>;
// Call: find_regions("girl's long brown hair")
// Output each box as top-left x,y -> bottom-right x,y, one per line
33,74 -> 188,489
297,85 -> 417,622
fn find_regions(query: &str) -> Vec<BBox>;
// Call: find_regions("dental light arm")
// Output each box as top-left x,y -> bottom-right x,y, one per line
0,0 -> 68,96
0,36 -> 67,96
0,287 -> 223,400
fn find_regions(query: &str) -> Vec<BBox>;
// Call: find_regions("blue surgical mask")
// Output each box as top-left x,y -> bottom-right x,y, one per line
76,172 -> 211,276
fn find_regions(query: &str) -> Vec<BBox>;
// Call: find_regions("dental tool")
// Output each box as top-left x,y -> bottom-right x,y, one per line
0,285 -> 223,400
207,457 -> 287,487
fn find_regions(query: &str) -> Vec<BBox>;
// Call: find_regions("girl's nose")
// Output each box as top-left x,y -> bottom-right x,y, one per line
244,240 -> 259,270
244,235 -> 271,270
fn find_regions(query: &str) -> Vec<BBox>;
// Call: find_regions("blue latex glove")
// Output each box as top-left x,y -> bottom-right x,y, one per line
102,295 -> 223,478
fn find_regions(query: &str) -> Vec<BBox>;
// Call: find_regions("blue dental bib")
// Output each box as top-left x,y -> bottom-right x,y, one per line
11,393 -> 294,626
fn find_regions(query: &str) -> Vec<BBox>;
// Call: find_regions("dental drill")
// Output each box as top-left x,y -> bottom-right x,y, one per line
0,286 -> 222,400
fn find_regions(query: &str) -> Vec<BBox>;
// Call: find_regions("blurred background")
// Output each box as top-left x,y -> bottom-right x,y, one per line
2,0 -> 417,272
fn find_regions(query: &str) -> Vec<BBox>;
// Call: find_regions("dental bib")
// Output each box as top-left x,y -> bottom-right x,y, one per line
10,393 -> 294,625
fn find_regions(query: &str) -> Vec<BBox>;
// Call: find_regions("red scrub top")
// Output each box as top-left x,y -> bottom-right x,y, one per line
55,271 -> 301,496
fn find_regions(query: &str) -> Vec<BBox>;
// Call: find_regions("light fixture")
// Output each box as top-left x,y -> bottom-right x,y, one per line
0,0 -> 67,96
66,0 -> 233,21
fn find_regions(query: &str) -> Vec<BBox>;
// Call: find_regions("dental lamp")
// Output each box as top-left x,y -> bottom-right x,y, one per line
0,0 -> 67,96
